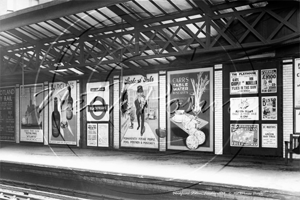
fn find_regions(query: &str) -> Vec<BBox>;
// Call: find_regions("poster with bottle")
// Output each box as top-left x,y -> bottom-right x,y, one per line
230,124 -> 259,147
86,82 -> 110,122
98,123 -> 109,147
0,87 -> 15,141
49,81 -> 77,145
262,96 -> 277,120
20,84 -> 44,143
167,68 -> 213,152
262,124 -> 277,148
261,69 -> 277,93
295,58 -> 300,107
87,123 -> 97,147
230,97 -> 259,121
230,70 -> 258,94
120,74 -> 159,149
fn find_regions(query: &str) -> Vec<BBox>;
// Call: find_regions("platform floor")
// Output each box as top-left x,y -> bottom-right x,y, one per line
0,143 -> 300,196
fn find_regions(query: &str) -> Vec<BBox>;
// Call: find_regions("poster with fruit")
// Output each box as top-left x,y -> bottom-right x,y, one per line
49,81 -> 77,145
20,84 -> 44,143
167,68 -> 213,152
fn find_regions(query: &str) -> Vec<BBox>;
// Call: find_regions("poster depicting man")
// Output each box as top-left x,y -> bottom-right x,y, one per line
120,74 -> 159,149
20,84 -> 44,143
49,81 -> 77,145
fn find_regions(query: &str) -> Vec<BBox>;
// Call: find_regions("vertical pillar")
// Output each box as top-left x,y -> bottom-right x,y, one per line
159,71 -> 166,151
43,81 -> 49,145
283,59 -> 293,158
15,84 -> 20,143
214,64 -> 223,155
113,75 -> 120,149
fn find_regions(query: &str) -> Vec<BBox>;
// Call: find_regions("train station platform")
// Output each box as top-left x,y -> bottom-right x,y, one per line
0,143 -> 300,200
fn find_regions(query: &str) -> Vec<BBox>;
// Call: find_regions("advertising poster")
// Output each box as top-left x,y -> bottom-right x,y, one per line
230,124 -> 259,147
261,69 -> 277,93
87,123 -> 97,147
120,74 -> 159,149
296,109 -> 300,133
230,70 -> 258,94
86,82 -> 110,122
49,81 -> 77,145
20,84 -> 43,143
167,68 -> 213,151
98,123 -> 109,147
295,58 -> 300,107
230,97 -> 259,121
0,87 -> 15,141
262,124 -> 277,148
262,96 -> 277,120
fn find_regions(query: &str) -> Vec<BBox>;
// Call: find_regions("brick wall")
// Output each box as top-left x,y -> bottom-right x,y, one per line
214,67 -> 223,155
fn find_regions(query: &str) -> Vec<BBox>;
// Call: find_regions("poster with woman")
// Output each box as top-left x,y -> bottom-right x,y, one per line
167,68 -> 213,152
20,84 -> 44,143
49,81 -> 77,145
120,74 -> 159,149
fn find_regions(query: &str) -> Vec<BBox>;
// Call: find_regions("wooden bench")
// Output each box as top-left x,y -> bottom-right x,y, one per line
285,134 -> 300,164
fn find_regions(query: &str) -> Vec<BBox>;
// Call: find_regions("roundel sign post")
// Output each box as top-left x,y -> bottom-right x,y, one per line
86,82 -> 110,122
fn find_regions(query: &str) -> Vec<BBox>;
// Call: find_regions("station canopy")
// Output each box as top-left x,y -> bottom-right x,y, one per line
0,0 -> 299,77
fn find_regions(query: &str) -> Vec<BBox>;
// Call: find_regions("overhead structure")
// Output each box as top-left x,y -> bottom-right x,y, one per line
0,0 -> 299,78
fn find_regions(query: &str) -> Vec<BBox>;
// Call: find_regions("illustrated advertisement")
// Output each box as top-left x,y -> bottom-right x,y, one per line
262,124 -> 277,148
0,87 -> 15,141
295,58 -> 300,107
87,123 -> 97,147
98,123 -> 109,147
86,82 -> 110,122
261,69 -> 277,93
20,84 -> 44,143
230,70 -> 258,94
120,74 -> 159,149
230,97 -> 259,121
49,81 -> 77,145
167,68 -> 213,152
230,124 -> 259,147
262,96 -> 277,120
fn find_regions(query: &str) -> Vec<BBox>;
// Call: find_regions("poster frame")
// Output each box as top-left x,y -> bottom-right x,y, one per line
261,96 -> 277,121
230,70 -> 259,95
230,123 -> 259,148
261,68 -> 277,93
230,97 -> 259,121
295,109 -> 300,134
167,67 -> 214,152
295,58 -> 300,108
261,124 -> 277,148
19,83 -> 44,143
0,86 -> 16,142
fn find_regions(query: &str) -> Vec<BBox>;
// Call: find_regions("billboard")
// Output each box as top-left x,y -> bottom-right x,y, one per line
49,81 -> 77,145
167,68 -> 213,151
0,87 -> 15,141
20,84 -> 44,143
120,74 -> 159,149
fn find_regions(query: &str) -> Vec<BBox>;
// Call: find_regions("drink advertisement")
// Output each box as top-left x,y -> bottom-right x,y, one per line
86,82 -> 110,122
230,97 -> 259,121
120,74 -> 159,149
261,69 -> 277,93
0,87 -> 15,141
98,123 -> 109,147
20,84 -> 43,143
230,70 -> 258,94
167,68 -> 213,152
49,81 -> 77,145
87,123 -> 97,147
230,124 -> 259,147
262,124 -> 277,148
295,58 -> 300,107
262,96 -> 277,120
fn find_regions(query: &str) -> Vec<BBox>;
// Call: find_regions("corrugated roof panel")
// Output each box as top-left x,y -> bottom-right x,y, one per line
171,0 -> 193,11
60,17 -> 82,31
235,5 -> 251,11
1,32 -> 22,43
45,20 -> 72,34
116,4 -> 140,20
0,40 -> 9,46
91,10 -> 115,26
135,1 -> 164,17
122,1 -> 151,19
66,15 -> 91,29
21,26 -> 47,39
38,22 -> 62,36
0,35 -> 17,45
76,12 -> 100,27
98,7 -> 122,24
152,0 -> 177,13
15,28 -> 38,40
29,24 -> 56,37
